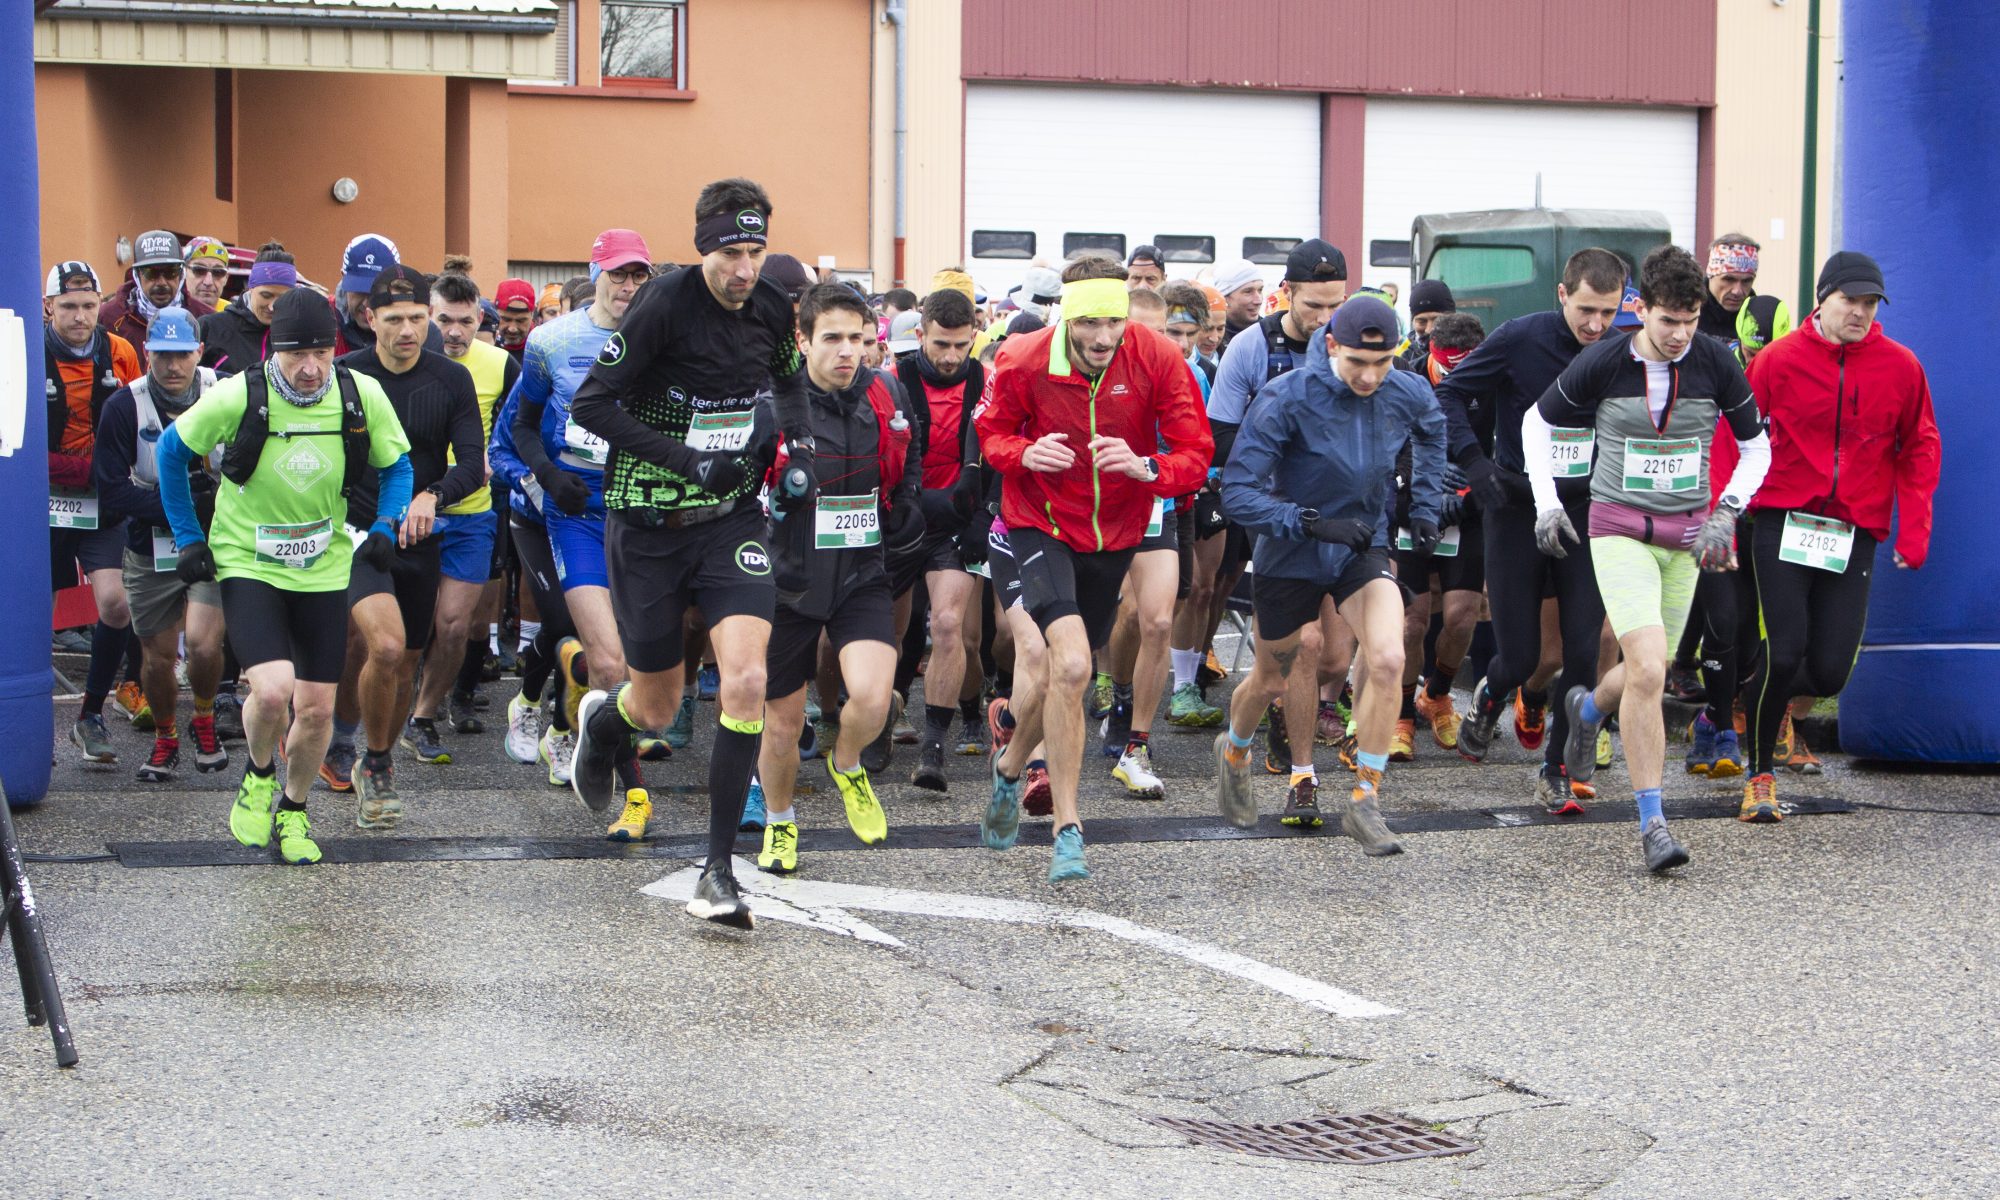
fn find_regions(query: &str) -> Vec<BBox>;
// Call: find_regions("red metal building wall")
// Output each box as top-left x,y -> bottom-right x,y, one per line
962,0 -> 1716,108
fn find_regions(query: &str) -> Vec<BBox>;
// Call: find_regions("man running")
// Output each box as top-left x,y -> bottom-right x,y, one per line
504,230 -> 655,790
973,254 -> 1212,882
752,283 -> 924,874
1737,251 -> 1939,819
1523,245 -> 1770,871
201,249 -> 296,377
1440,248 -> 1626,812
99,230 -> 216,367
93,308 -> 230,782
45,259 -> 143,763
156,289 -> 412,864
334,266 -> 484,823
568,178 -> 817,926
1215,296 -> 1445,852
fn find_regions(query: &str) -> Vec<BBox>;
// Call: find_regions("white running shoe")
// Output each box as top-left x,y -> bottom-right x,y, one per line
540,725 -> 575,787
1112,742 -> 1165,799
505,689 -> 544,764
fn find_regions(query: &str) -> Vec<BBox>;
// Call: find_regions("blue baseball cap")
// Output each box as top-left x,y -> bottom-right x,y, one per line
145,306 -> 202,352
339,232 -> 400,294
1328,295 -> 1400,350
1613,283 -> 1643,329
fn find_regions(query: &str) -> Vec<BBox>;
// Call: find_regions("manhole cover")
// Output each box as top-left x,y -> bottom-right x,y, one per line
1146,1111 -> 1478,1165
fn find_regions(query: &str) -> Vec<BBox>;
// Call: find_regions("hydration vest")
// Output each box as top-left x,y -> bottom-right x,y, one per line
129,368 -> 218,487
1260,312 -> 1304,384
219,364 -> 371,499
44,332 -> 121,451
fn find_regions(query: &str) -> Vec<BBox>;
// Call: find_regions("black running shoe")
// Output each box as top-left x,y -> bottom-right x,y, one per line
1643,821 -> 1690,873
861,691 -> 900,774
1264,704 -> 1291,775
1563,685 -> 1604,785
910,740 -> 947,792
448,691 -> 485,735
1280,777 -> 1323,828
1457,678 -> 1503,762
686,861 -> 755,929
1100,699 -> 1132,758
570,690 -> 620,813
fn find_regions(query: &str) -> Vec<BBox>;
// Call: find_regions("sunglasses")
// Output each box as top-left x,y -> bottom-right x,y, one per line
188,265 -> 229,279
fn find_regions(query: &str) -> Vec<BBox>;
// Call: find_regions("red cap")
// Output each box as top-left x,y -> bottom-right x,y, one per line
495,278 -> 536,312
591,228 -> 651,272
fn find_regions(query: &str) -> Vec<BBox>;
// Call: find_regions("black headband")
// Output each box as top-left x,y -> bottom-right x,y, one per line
695,208 -> 770,255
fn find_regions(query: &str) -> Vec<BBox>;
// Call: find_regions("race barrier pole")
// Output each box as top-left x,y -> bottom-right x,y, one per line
0,793 -> 77,1067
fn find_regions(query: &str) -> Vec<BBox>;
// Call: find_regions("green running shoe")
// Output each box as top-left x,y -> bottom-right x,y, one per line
1167,682 -> 1224,728
828,761 -> 888,845
275,808 -> 321,865
230,767 -> 279,848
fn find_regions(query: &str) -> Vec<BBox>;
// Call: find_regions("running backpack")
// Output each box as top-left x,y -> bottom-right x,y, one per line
44,333 -> 121,451
771,372 -> 911,501
220,364 -> 371,498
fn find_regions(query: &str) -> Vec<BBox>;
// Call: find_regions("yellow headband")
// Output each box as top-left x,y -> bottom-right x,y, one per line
1061,277 -> 1130,321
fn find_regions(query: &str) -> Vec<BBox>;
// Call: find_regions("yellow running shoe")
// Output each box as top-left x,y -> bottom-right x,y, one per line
114,680 -> 154,730
759,820 -> 799,874
557,636 -> 588,732
274,808 -> 321,865
1389,718 -> 1416,762
1596,726 -> 1614,768
828,761 -> 888,845
229,767 -> 279,848
1414,690 -> 1461,749
606,788 -> 651,842
1740,772 -> 1782,823
1772,711 -> 1794,763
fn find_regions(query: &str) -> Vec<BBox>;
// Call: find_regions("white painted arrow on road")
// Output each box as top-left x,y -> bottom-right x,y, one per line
643,859 -> 1396,1019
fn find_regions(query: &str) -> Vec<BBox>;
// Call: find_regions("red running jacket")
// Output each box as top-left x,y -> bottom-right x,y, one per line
1745,313 -> 1941,568
976,322 -> 1212,554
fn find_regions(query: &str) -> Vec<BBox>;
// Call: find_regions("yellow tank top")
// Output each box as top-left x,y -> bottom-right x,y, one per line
442,338 -> 511,515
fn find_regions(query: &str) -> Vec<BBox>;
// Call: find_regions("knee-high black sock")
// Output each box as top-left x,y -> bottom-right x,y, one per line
520,627 -> 557,704
708,721 -> 762,868
123,630 -> 143,684
82,621 -> 126,715
454,636 -> 485,698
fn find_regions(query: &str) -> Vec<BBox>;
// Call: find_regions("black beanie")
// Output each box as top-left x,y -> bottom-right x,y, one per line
269,289 -> 339,352
1410,279 -> 1456,317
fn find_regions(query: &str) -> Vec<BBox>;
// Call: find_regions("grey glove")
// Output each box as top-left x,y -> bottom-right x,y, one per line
1534,507 -> 1579,559
1692,503 -> 1740,571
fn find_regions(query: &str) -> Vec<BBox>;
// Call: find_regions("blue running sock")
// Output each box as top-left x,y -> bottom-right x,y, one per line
1636,787 -> 1663,829
1357,750 -> 1390,773
1579,690 -> 1605,725
1228,728 -> 1255,750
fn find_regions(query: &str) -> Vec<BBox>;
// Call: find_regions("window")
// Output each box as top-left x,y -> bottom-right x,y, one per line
1424,246 -> 1535,289
1152,235 -> 1215,264
970,230 -> 1036,260
1368,239 -> 1412,269
1063,232 -> 1126,259
602,0 -> 686,86
1242,237 -> 1300,265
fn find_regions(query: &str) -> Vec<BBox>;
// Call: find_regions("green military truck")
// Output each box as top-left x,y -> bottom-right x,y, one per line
1378,208 -> 1670,331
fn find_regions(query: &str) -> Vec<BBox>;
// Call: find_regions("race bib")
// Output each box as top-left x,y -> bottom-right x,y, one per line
1145,498 -> 1165,539
815,491 -> 880,550
684,411 -> 755,453
1778,512 -> 1855,574
1395,525 -> 1461,557
1621,437 -> 1700,494
49,490 -> 99,530
1549,428 -> 1594,478
255,518 -> 334,570
151,533 -> 180,573
563,417 -> 610,466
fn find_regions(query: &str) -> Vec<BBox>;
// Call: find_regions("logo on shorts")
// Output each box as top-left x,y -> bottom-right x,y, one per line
736,542 -> 771,576
598,334 -> 626,367
737,210 -> 766,235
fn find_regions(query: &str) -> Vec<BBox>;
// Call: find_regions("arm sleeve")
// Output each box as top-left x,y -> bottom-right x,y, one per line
155,424 -> 205,548
1893,363 -> 1943,568
92,394 -> 164,529
433,373 -> 487,508
1146,346 -> 1214,497
1717,431 -> 1770,512
1406,384 -> 1448,529
1521,405 -> 1562,514
372,454 -> 413,536
1434,325 -> 1510,467
1219,387 -> 1306,541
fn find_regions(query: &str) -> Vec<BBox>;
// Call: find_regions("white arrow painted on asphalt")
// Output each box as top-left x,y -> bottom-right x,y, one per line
643,858 -> 1397,1019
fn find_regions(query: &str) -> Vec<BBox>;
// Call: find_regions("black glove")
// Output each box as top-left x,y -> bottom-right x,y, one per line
886,496 -> 926,554
957,524 -> 990,567
1442,461 -> 1468,494
355,529 -> 397,572
1464,455 -> 1507,513
774,443 -> 817,516
1308,514 -> 1374,551
1409,519 -> 1442,557
689,451 -> 750,499
174,540 -> 216,584
534,463 -> 591,517
949,465 -> 983,523
1439,491 -> 1466,527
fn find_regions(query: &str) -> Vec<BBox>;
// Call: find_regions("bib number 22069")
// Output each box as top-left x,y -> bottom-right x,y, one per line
815,492 -> 880,550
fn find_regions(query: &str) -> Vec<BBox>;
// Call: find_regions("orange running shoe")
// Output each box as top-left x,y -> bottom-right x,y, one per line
1390,718 -> 1416,762
1513,692 -> 1546,751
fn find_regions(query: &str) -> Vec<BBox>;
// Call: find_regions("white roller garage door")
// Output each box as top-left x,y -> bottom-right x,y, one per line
1360,99 -> 1698,289
965,83 -> 1321,296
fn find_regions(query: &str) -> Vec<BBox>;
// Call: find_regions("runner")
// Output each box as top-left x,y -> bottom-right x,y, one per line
1522,245 -> 1770,871
494,279 -> 537,361
973,253 -> 1212,882
1697,234 -> 1793,363
1159,282 -> 1228,731
889,287 -> 987,789
334,266 -> 484,824
155,288 -> 412,864
1125,245 -> 1167,292
1212,259 -> 1265,342
1214,296 -> 1445,853
45,259 -> 144,763
92,307 -> 229,782
567,178 -> 816,926
1438,248 -> 1626,812
201,247 -> 295,377
1391,312 -> 1486,759
1737,251 -> 1940,819
504,230 -> 656,793
409,272 -> 524,739
752,283 -> 924,873
182,238 -> 232,311
99,230 -> 216,367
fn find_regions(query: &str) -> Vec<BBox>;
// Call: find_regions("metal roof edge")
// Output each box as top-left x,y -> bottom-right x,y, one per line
41,0 -> 556,35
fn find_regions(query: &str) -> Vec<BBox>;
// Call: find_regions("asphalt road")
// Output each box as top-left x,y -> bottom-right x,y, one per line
3,677 -> 1995,1199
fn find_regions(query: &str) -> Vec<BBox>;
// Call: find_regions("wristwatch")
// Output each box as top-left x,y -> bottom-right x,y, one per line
423,484 -> 444,501
1141,456 -> 1160,482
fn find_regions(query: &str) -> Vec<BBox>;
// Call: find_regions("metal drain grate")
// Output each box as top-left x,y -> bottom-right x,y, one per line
1147,1111 -> 1478,1165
